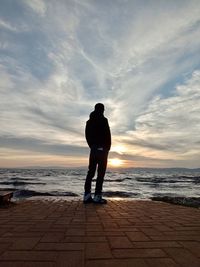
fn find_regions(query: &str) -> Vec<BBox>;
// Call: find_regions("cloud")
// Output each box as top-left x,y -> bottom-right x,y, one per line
0,64 -> 14,90
0,0 -> 200,167
0,136 -> 88,156
0,18 -> 18,32
22,0 -> 47,16
123,70 -> 200,163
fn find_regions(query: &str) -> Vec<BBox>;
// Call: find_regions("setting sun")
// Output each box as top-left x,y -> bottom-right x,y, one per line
109,158 -> 123,167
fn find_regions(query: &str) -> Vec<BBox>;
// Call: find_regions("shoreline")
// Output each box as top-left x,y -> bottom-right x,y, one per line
151,196 -> 200,208
9,195 -> 200,209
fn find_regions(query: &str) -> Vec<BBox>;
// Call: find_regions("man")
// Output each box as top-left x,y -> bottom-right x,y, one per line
84,103 -> 111,204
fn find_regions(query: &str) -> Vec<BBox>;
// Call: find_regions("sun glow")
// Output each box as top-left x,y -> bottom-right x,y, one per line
109,158 -> 123,167
111,145 -> 126,155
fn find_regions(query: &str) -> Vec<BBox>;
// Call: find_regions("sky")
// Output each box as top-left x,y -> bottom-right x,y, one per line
0,0 -> 200,168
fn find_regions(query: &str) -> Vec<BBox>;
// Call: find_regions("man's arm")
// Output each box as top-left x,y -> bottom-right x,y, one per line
105,118 -> 111,151
85,121 -> 92,148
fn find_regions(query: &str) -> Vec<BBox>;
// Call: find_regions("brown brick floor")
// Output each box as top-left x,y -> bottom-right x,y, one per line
0,198 -> 200,266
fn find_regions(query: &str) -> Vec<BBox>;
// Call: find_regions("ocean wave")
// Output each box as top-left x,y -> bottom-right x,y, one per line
192,177 -> 200,184
0,181 -> 46,186
13,190 -> 79,198
180,175 -> 200,179
94,177 -> 132,183
10,177 -> 31,181
135,177 -> 194,183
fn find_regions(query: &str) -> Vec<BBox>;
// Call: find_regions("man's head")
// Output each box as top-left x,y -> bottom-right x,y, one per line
94,103 -> 104,114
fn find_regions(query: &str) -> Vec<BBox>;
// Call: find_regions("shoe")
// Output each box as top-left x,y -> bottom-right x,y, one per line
93,194 -> 107,204
83,193 -> 93,204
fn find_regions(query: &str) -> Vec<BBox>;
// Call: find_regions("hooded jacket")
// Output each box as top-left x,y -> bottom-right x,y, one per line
85,110 -> 111,151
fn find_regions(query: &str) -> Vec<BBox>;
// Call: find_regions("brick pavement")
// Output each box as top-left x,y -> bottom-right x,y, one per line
0,198 -> 200,266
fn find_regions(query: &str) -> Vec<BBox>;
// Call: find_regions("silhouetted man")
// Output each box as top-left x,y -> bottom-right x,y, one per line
84,103 -> 111,204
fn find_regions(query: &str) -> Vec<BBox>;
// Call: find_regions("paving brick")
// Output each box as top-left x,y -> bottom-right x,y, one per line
86,258 -> 148,267
65,228 -> 85,236
0,243 -> 11,251
125,231 -> 150,241
164,230 -> 199,236
56,251 -> 84,267
0,261 -> 55,267
54,217 -> 71,223
132,241 -> 181,248
0,229 -> 11,237
107,236 -> 133,248
8,225 -> 24,232
139,227 -> 162,236
145,258 -> 179,267
150,235 -> 199,241
87,231 -> 124,236
64,236 -> 106,242
117,227 -> 139,232
35,242 -> 84,251
0,251 -> 57,261
0,243 -> 12,256
85,243 -> 113,259
112,248 -> 167,258
86,226 -> 104,231
173,226 -> 200,231
164,247 -> 200,267
2,232 -> 44,238
102,222 -> 119,229
9,237 -> 41,250
154,225 -> 173,232
68,223 -> 85,228
116,219 -> 133,227
41,233 -> 64,242
178,241 -> 200,258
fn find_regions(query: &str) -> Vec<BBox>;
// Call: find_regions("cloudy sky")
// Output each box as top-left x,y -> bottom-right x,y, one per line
0,0 -> 200,168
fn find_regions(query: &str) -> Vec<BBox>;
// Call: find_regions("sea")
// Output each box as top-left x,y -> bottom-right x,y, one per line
0,168 -> 200,204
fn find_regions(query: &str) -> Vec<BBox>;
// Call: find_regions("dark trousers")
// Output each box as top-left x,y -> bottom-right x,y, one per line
84,148 -> 108,195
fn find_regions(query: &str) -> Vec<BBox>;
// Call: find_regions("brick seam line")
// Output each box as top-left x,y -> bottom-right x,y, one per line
143,257 -> 179,267
124,228 -> 150,244
31,224 -> 47,251
83,204 -> 87,267
177,241 -> 200,259
98,203 -> 114,259
0,242 -> 12,257
162,246 -> 199,267
103,202 -> 118,259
